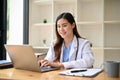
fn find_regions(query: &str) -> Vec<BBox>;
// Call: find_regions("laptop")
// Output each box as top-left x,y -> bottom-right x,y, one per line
4,45 -> 59,72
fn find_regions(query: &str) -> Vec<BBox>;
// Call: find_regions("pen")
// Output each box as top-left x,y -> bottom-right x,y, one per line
71,69 -> 87,73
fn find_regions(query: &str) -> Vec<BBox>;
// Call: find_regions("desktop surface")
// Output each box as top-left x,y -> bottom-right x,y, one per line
0,68 -> 119,80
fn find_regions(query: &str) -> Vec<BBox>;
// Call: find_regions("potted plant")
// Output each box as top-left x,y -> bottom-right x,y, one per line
43,18 -> 47,23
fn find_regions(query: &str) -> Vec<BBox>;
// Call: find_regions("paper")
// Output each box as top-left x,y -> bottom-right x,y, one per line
59,68 -> 103,77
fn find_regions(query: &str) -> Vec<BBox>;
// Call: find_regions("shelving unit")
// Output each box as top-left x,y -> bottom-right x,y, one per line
103,0 -> 120,64
29,0 -> 120,68
53,0 -> 76,22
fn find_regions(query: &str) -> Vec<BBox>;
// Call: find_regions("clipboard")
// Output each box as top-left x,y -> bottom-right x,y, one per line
59,68 -> 103,77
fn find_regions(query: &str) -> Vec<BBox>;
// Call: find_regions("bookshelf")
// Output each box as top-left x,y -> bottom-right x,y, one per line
29,0 -> 120,68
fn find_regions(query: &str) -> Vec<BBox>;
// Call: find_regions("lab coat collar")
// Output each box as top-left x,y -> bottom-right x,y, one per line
69,35 -> 78,60
60,35 -> 78,62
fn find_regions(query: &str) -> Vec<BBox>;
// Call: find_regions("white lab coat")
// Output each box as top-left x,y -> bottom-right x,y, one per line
45,35 -> 94,69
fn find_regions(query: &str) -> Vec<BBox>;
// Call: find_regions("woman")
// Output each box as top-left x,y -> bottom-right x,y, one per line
38,12 -> 94,69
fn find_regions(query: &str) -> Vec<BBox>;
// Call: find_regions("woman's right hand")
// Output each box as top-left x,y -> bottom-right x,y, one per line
38,59 -> 64,69
38,59 -> 50,67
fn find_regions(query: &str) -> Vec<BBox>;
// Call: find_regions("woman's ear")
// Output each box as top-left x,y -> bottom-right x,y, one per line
72,23 -> 75,29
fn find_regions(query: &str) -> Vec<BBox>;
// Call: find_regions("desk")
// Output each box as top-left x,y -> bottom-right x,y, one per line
0,68 -> 119,80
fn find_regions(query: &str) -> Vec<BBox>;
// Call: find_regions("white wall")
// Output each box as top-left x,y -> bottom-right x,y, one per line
7,0 -> 23,60
7,0 -> 23,44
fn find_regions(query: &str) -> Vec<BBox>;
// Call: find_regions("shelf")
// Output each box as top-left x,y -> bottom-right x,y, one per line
79,0 -> 99,2
54,0 -> 75,3
104,47 -> 120,50
77,21 -> 102,25
33,46 -> 49,49
91,47 -> 103,50
35,53 -> 46,56
33,0 -> 52,5
104,21 -> 120,24
33,23 -> 52,26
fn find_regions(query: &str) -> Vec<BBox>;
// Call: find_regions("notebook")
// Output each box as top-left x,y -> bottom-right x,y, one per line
0,60 -> 11,65
4,45 -> 59,72
0,60 -> 12,68
59,68 -> 103,77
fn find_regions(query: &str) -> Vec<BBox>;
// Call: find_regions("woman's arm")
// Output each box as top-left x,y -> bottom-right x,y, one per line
38,42 -> 64,69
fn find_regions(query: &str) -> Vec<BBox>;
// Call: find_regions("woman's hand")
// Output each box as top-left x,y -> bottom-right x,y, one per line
38,59 -> 50,67
38,59 -> 64,69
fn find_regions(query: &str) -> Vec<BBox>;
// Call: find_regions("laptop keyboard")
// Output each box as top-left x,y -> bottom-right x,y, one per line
40,66 -> 59,72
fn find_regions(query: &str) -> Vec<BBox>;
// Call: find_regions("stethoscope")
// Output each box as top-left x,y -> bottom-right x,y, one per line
75,38 -> 79,60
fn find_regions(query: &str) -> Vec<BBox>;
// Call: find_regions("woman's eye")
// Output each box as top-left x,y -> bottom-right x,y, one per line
63,24 -> 67,27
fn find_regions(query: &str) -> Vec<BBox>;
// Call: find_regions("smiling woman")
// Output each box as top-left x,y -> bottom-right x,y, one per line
38,12 -> 94,69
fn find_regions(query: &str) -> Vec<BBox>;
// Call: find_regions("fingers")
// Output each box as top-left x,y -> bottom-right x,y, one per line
41,61 -> 49,67
39,60 -> 50,67
38,60 -> 64,69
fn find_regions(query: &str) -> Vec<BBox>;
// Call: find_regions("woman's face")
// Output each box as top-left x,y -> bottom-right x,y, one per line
57,18 -> 75,39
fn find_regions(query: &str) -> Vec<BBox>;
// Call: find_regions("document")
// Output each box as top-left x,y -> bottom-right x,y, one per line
59,68 -> 103,77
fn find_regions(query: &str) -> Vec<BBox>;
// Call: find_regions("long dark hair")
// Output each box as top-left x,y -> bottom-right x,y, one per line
53,12 -> 82,62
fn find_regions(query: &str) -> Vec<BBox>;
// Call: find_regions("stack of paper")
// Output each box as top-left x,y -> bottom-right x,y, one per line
59,68 -> 103,77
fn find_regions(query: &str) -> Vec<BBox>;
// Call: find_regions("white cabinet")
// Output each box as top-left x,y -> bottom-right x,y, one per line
103,0 -> 120,63
29,0 -> 120,68
29,0 -> 53,47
